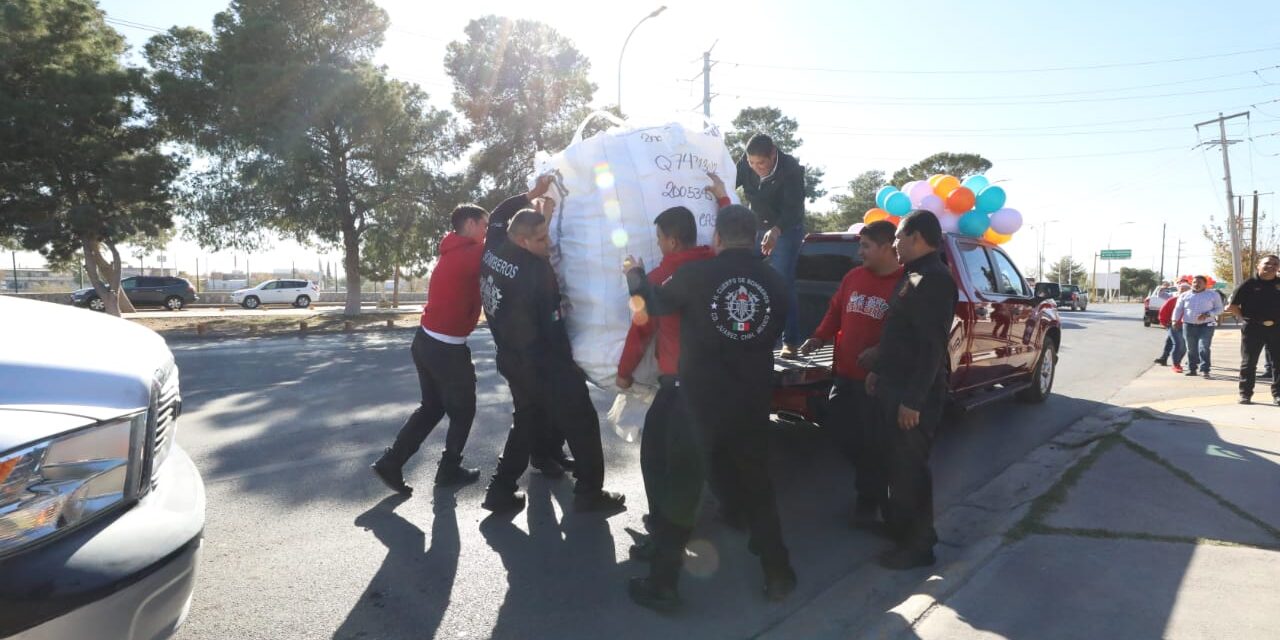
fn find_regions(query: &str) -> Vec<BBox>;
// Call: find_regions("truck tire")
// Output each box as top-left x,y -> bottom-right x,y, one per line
1143,315 -> 1152,327
1017,341 -> 1057,403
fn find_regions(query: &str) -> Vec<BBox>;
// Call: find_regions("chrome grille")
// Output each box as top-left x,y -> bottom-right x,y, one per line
150,363 -> 180,490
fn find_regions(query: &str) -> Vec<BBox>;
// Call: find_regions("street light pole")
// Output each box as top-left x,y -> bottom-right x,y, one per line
617,6 -> 667,113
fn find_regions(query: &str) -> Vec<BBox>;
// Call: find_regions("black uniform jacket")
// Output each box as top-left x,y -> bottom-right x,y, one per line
480,194 -> 574,389
735,151 -> 806,231
1230,276 -> 1280,323
872,251 -> 959,411
626,247 -> 789,413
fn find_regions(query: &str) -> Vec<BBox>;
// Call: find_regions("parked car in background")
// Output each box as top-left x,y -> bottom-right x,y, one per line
1143,284 -> 1179,327
231,279 -> 318,309
0,297 -> 204,639
772,231 -> 1062,426
71,276 -> 198,312
1057,284 -> 1089,311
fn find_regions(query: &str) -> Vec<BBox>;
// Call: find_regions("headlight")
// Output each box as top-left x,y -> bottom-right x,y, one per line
0,413 -> 145,556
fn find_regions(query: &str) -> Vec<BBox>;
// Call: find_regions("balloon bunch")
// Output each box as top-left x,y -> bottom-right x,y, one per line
863,174 -> 1022,244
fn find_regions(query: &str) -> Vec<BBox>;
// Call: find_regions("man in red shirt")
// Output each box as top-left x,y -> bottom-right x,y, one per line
1155,281 -> 1191,372
371,203 -> 490,493
799,220 -> 903,529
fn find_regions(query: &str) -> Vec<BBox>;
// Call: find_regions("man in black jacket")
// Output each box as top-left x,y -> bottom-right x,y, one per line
866,210 -> 957,570
479,177 -> 625,514
624,204 -> 797,610
736,134 -> 806,356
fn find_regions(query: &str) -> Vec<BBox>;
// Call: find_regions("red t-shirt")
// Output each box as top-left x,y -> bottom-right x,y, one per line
1158,295 -> 1177,327
812,265 -> 904,380
617,245 -> 717,378
420,232 -> 484,338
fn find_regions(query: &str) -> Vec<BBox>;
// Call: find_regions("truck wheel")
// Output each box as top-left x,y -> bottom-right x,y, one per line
242,296 -> 260,310
1017,342 -> 1057,403
1143,315 -> 1152,327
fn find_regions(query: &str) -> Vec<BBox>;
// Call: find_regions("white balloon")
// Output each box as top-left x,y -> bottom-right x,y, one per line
989,208 -> 1023,235
909,181 -> 935,207
938,211 -> 961,234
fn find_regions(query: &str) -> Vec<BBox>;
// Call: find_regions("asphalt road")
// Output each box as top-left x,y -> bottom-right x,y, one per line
169,303 -> 1157,640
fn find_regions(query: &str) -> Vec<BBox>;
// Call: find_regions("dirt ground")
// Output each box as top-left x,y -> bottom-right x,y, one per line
132,310 -> 425,340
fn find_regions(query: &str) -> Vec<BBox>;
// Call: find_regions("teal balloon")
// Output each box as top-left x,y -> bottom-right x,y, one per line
884,191 -> 911,216
875,186 -> 897,209
961,175 -> 990,193
974,185 -> 1006,214
958,211 -> 990,237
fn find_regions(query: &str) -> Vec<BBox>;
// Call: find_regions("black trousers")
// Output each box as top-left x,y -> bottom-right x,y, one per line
683,376 -> 790,576
385,331 -> 476,467
642,379 -> 706,587
878,379 -> 945,551
826,377 -> 888,508
1240,322 -> 1280,398
492,356 -> 605,495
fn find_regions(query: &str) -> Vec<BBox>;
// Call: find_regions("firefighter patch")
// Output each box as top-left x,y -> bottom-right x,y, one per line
710,277 -> 773,340
480,274 -> 503,316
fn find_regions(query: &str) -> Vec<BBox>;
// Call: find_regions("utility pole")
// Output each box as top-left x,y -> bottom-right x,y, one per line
1175,238 -> 1184,277
1195,111 -> 1249,287
11,251 -> 18,292
1091,252 -> 1098,301
703,50 -> 712,118
1159,223 -> 1166,282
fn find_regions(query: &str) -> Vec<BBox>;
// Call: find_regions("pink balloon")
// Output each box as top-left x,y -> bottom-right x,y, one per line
938,211 -> 961,234
920,194 -> 945,215
989,208 -> 1023,235
909,181 -> 935,207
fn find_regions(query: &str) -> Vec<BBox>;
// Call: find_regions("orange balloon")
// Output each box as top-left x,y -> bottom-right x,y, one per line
927,174 -> 946,188
864,208 -> 890,223
983,228 -> 1012,244
944,186 -> 976,213
886,215 -> 902,226
933,175 -> 960,199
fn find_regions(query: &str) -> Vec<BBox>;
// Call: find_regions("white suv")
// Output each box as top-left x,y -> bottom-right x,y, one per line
0,297 -> 204,639
231,279 -> 318,309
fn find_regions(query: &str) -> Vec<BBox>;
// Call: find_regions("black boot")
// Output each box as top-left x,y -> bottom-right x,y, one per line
435,453 -> 480,486
763,565 -> 797,602
574,490 -> 626,513
370,448 -> 412,495
628,577 -> 681,612
481,479 -> 526,513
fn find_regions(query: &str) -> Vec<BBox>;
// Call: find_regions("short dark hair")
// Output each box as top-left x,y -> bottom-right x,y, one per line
860,220 -> 896,246
508,209 -> 547,239
745,133 -> 776,157
1193,275 -> 1208,284
715,205 -> 757,247
1262,254 -> 1280,263
653,206 -> 697,247
900,210 -> 943,248
451,204 -> 488,232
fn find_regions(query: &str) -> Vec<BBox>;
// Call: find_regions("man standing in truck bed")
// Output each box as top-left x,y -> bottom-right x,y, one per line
866,210 -> 957,570
799,220 -> 903,531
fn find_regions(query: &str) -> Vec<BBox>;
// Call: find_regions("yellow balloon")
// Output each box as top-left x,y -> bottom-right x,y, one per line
933,175 -> 960,199
927,174 -> 946,188
983,228 -> 1012,244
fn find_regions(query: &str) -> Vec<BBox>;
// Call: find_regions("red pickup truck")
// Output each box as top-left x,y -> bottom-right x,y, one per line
772,231 -> 1062,425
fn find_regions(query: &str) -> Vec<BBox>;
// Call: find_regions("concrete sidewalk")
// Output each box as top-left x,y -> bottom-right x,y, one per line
907,326 -> 1280,639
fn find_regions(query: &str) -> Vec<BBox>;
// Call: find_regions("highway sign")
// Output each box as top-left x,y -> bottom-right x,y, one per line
1100,249 -> 1132,260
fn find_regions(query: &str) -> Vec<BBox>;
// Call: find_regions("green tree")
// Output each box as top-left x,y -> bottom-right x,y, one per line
359,174 -> 457,306
827,170 -> 886,231
146,0 -> 459,316
890,152 -> 993,186
445,16 -> 595,208
1048,255 -> 1088,286
1202,212 -> 1277,285
725,106 -> 825,202
0,0 -> 183,315
1120,267 -> 1160,298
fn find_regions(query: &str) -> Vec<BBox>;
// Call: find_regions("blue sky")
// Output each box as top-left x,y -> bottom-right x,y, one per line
32,0 -> 1278,282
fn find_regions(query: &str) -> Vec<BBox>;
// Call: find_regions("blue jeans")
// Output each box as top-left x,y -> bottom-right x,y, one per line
1183,323 -> 1215,374
1161,325 -> 1186,365
757,225 -> 803,346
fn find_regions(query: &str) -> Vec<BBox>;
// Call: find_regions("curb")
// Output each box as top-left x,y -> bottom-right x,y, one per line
761,405 -> 1136,639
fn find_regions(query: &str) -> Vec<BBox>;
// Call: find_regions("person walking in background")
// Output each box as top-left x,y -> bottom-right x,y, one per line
1226,254 -> 1280,405
1173,275 -> 1224,378
371,204 -> 490,494
1155,281 -> 1192,373
736,134 -> 807,357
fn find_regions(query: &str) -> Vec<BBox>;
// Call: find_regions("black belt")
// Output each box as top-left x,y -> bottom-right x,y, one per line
658,375 -> 680,388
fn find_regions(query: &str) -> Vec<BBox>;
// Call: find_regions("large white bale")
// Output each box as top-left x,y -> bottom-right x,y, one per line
535,114 -> 739,388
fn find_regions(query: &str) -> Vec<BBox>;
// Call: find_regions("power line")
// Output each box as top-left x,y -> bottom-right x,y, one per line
804,125 -> 1194,139
714,44 -> 1280,76
104,17 -> 166,34
718,83 -> 1274,107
